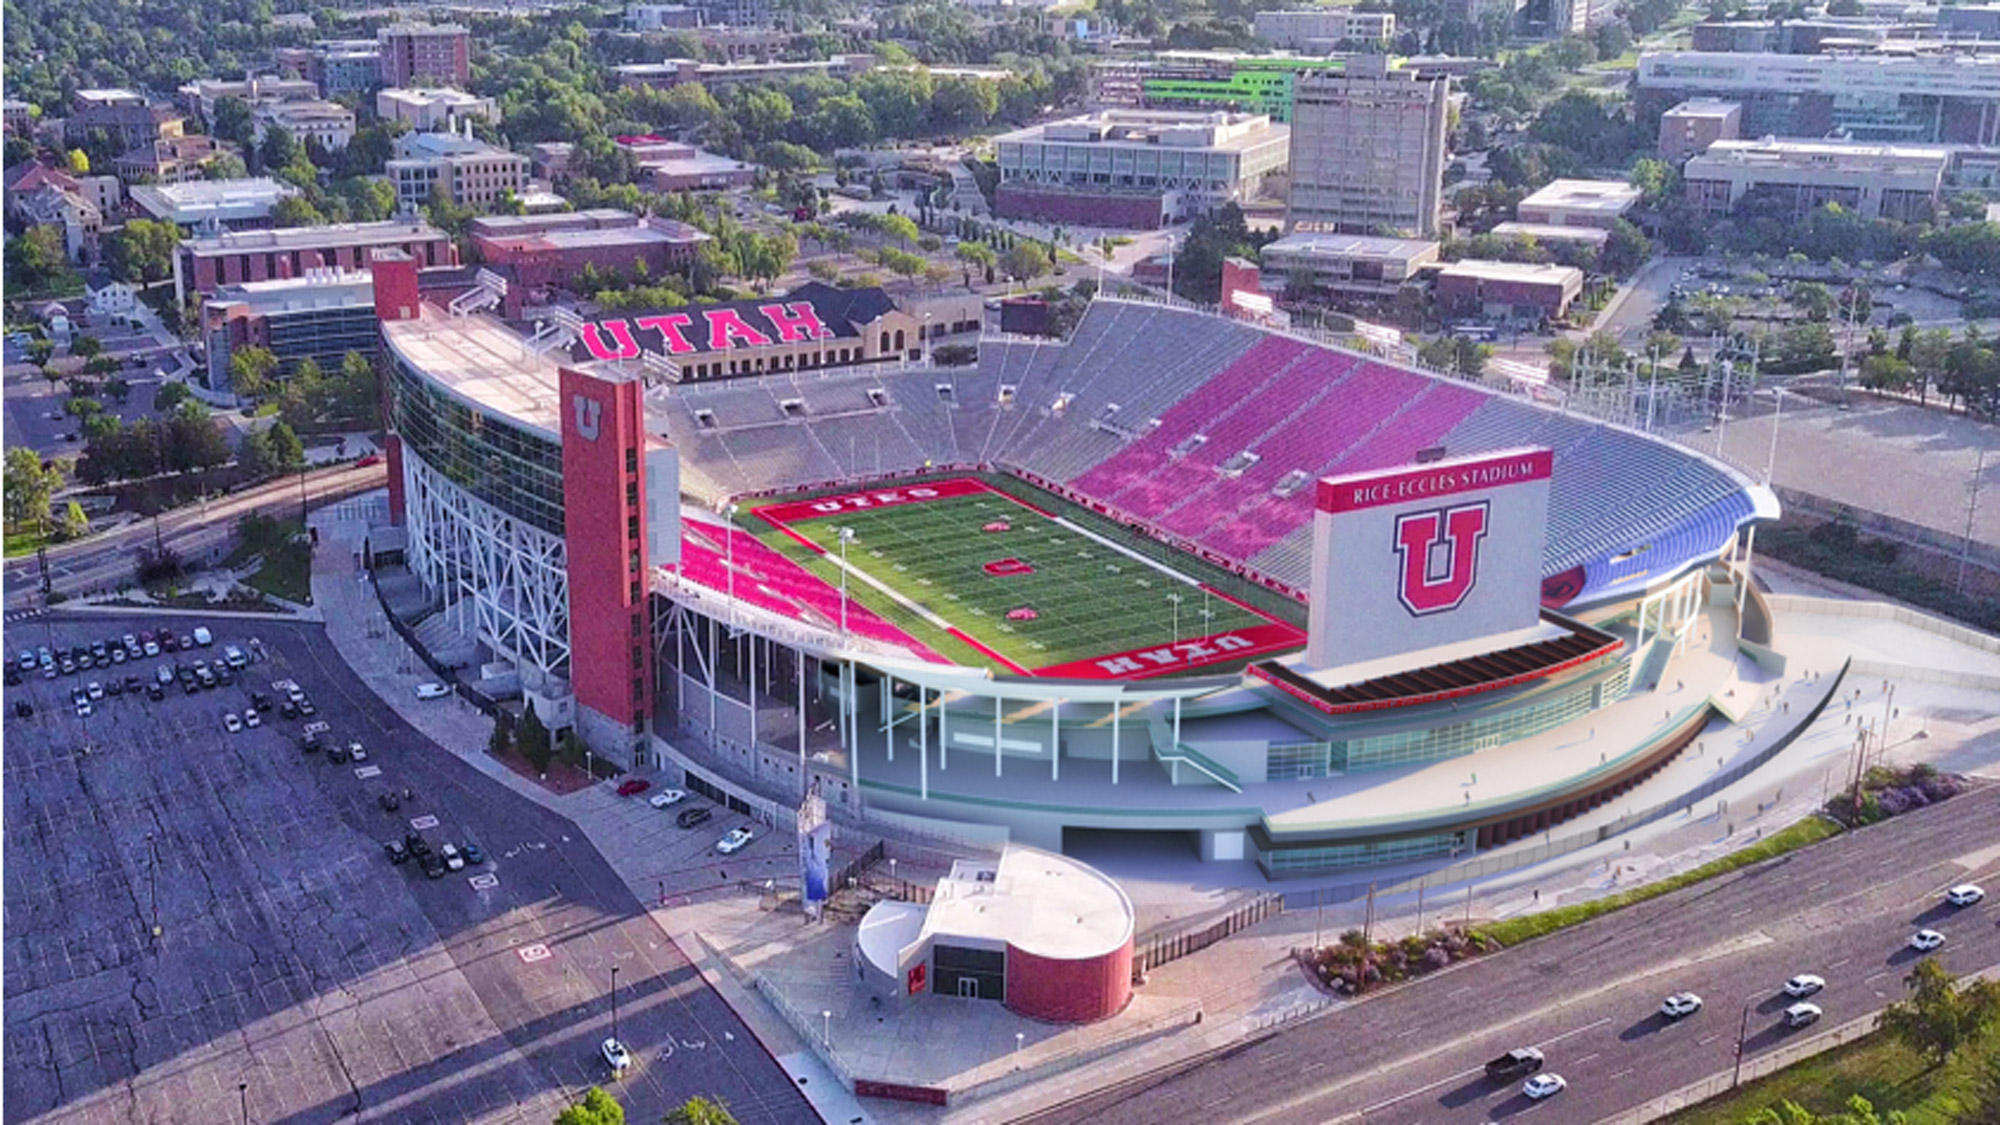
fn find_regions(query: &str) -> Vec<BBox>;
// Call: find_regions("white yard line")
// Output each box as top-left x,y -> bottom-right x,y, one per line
1049,515 -> 1204,589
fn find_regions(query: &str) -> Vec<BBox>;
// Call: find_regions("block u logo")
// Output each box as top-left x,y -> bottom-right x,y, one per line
1394,501 -> 1489,617
573,394 -> 602,441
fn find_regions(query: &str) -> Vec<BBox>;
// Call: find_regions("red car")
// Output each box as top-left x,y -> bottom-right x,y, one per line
616,779 -> 651,797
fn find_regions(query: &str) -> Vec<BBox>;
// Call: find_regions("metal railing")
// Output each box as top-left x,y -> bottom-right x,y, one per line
1135,892 -> 1285,977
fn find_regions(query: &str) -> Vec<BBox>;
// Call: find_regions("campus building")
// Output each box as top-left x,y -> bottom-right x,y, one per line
1659,98 -> 1743,161
173,220 -> 457,303
252,99 -> 357,153
386,126 -> 531,212
276,40 -> 384,96
992,109 -> 1290,229
1286,56 -> 1450,237
200,269 -> 380,394
468,210 -> 709,291
1514,178 -> 1643,230
1635,51 -> 2000,145
1681,137 -> 1952,220
614,55 -> 876,90
377,23 -> 472,88
375,87 -> 500,131
1252,10 -> 1395,50
1088,52 -> 1355,122
129,178 -> 299,232
1258,232 -> 1439,299
1436,260 -> 1585,320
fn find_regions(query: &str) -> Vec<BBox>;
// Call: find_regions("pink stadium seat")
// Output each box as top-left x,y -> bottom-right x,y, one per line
678,524 -> 946,661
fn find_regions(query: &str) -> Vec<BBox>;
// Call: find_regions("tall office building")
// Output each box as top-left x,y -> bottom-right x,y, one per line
377,23 -> 471,88
1285,56 -> 1449,238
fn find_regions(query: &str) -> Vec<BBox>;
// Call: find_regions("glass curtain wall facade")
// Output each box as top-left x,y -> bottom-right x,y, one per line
389,355 -> 566,535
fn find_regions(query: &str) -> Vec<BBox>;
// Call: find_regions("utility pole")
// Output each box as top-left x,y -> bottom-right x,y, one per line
146,832 -> 160,938
1731,1000 -> 1752,1087
610,964 -> 620,1048
1415,879 -> 1426,936
1960,448 -> 1987,595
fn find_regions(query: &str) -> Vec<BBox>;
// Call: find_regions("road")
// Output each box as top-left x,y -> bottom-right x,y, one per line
1044,785 -> 2000,1125
3,460 -> 387,607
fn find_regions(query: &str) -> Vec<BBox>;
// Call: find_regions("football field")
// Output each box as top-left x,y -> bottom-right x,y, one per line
751,478 -> 1304,679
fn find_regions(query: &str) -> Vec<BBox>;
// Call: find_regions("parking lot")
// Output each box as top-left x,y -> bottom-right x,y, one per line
3,613 -> 817,1125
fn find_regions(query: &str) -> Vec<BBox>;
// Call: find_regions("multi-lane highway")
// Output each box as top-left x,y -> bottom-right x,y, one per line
3,459 -> 386,608
1048,786 -> 2000,1125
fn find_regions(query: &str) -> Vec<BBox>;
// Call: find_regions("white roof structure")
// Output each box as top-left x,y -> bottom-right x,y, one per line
381,310 -> 566,436
1517,179 -> 1642,219
130,178 -> 299,226
922,847 -> 1133,960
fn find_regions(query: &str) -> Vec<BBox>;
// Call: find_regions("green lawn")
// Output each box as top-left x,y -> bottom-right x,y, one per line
749,476 -> 1300,676
1662,1021 -> 1997,1125
223,517 -> 312,605
4,528 -> 51,559
1479,817 -> 1843,947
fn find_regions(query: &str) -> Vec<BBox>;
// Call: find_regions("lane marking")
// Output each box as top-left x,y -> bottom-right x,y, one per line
409,815 -> 439,831
1572,1052 -> 1600,1065
355,765 -> 382,779
1826,958 -> 1850,971
1331,1018 -> 1612,1123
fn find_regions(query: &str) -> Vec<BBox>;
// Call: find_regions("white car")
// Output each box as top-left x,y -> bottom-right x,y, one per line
1910,929 -> 1946,952
193,626 -> 213,646
1946,884 -> 1985,907
86,681 -> 104,700
74,700 -> 92,718
648,788 -> 688,809
223,645 -> 248,669
414,682 -> 450,700
243,710 -> 261,728
601,1037 -> 632,1071
716,827 -> 755,854
223,713 -> 243,733
1661,992 -> 1704,1019
441,843 -> 465,871
348,740 -> 367,761
1785,1002 -> 1823,1029
1523,1073 -> 1566,1100
142,641 -> 160,657
1783,974 -> 1825,998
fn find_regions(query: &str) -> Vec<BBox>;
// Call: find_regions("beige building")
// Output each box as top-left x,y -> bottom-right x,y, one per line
1514,178 -> 1642,229
1286,56 -> 1450,238
1253,9 -> 1396,49
252,99 -> 356,153
993,109 -> 1290,228
1682,138 -> 1950,221
376,87 -> 500,131
1259,232 -> 1438,298
387,125 -> 530,212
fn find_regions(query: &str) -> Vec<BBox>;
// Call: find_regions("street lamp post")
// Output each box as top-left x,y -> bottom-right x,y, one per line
1731,1000 -> 1752,1087
239,1081 -> 247,1125
146,831 -> 160,938
723,502 -> 739,623
836,529 -> 855,640
821,1009 -> 832,1048
1764,387 -> 1786,486
610,965 -> 620,1047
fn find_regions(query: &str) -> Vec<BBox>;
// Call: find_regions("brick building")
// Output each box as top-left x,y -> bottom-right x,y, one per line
174,220 -> 457,303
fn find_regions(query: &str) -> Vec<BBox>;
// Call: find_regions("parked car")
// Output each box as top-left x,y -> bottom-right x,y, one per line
193,626 -> 213,646
1784,974 -> 1825,998
716,826 -> 755,854
461,842 -> 485,865
243,709 -> 261,728
249,691 -> 271,711
1946,884 -> 1985,907
414,682 -> 450,700
223,644 -> 248,669
677,806 -> 714,829
379,791 -> 402,812
648,788 -> 688,809
279,700 -> 299,719
1522,1074 -> 1566,1100
223,713 -> 243,733
328,743 -> 351,764
1661,993 -> 1703,1019
86,681 -> 104,700
146,684 -> 164,701
14,700 -> 32,718
420,852 -> 447,879
384,840 -> 410,865
157,664 -> 175,685
1484,1048 -> 1544,1081
601,1038 -> 632,1072
296,698 -> 316,716
347,741 -> 367,762
617,778 -> 652,797
441,843 -> 465,872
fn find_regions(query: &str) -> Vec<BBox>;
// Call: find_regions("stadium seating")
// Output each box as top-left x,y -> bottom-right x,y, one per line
677,521 -> 942,659
651,298 -> 1758,608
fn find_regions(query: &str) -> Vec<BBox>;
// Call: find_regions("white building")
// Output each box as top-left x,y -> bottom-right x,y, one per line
1253,9 -> 1396,49
376,87 -> 501,131
1681,138 -> 1951,220
178,75 -> 320,122
129,178 -> 300,231
253,99 -> 357,153
1636,51 -> 2000,145
1287,56 -> 1450,237
993,109 -> 1290,228
1515,179 -> 1642,229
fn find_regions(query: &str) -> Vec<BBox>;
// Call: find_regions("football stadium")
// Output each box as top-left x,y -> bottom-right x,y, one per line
365,248 -> 1795,878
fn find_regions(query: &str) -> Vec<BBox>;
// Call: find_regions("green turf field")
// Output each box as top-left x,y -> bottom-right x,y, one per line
753,479 -> 1297,676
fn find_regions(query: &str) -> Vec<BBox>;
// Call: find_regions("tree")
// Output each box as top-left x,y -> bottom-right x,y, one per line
265,421 -> 305,474
1743,1095 -> 1908,1125
65,148 -> 89,175
1002,241 -> 1050,283
4,446 -> 62,532
663,1096 -> 739,1125
70,335 -> 102,361
1879,957 -> 2000,1067
153,381 -> 192,413
488,712 -> 513,758
1600,220 -> 1651,277
258,124 -> 298,174
57,499 -> 89,541
237,427 -> 274,477
271,194 -> 327,227
105,218 -> 179,286
518,705 -> 552,770
211,96 -> 255,148
6,225 -> 70,291
552,1087 -> 624,1125
228,346 -> 279,400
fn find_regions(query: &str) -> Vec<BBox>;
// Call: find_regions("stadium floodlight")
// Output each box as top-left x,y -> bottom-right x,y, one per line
837,527 -> 856,640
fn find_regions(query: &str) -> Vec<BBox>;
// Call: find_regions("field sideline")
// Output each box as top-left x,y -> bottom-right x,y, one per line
748,476 -> 1306,679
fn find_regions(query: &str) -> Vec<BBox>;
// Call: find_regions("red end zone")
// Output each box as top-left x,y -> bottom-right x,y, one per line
753,477 -> 1000,528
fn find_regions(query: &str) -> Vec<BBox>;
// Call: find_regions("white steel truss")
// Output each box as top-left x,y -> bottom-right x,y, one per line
403,451 -> 571,680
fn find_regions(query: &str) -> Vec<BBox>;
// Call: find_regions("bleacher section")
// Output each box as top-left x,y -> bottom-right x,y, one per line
647,299 -> 1761,609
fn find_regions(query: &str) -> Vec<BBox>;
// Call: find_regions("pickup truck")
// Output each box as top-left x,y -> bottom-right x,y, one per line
1484,1047 -> 1544,1080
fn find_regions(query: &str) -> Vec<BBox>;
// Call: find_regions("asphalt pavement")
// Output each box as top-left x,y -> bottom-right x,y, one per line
1043,784 -> 2000,1125
2,460 -> 387,608
2,613 -> 818,1125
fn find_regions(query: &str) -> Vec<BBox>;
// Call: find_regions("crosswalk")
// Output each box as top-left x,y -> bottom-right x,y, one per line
3,607 -> 47,623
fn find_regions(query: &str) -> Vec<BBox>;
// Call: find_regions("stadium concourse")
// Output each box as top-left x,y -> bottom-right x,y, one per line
367,254 -> 1783,879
